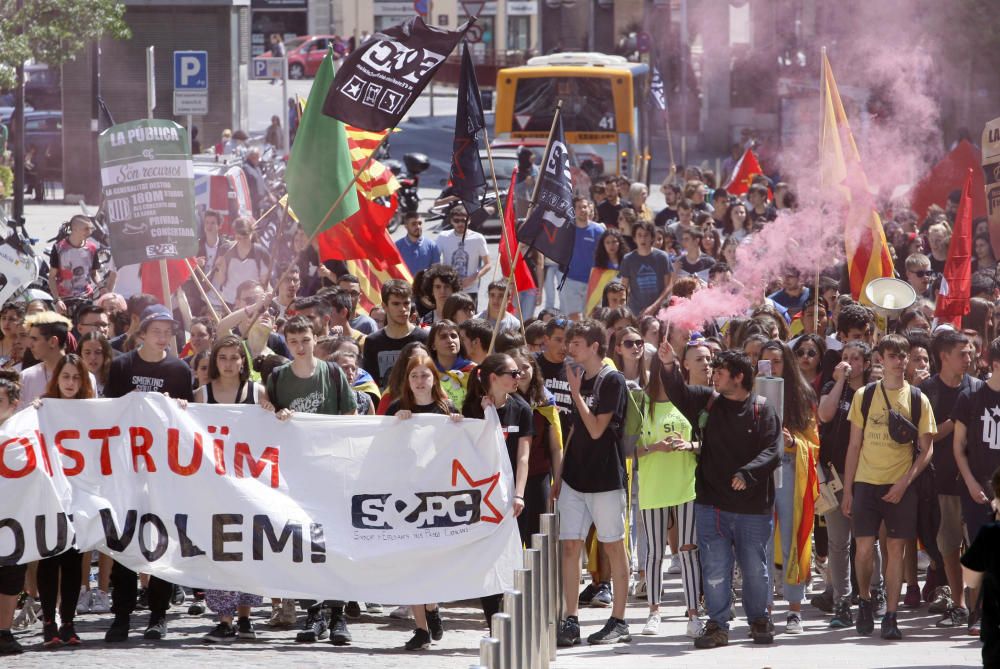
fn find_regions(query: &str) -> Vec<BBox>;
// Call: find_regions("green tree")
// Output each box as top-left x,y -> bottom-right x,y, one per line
0,0 -> 130,90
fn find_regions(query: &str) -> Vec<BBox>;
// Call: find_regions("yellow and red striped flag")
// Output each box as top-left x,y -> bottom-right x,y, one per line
584,267 -> 619,316
345,126 -> 401,200
819,50 -> 894,300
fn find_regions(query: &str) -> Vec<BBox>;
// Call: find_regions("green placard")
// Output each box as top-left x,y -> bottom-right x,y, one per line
98,119 -> 198,267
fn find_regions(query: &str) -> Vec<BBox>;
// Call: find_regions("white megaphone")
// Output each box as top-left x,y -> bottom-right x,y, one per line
864,277 -> 917,320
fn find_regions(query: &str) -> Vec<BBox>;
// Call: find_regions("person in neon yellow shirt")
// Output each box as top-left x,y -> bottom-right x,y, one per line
626,349 -> 701,638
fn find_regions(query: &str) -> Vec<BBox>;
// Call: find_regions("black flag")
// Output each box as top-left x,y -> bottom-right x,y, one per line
649,66 -> 667,111
322,16 -> 469,131
449,43 -> 486,214
517,114 -> 576,267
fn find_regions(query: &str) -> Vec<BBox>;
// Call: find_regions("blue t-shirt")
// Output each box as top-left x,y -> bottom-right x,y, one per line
566,221 -> 605,282
396,236 -> 441,275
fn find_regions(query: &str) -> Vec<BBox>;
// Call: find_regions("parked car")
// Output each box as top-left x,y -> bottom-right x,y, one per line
262,35 -> 347,79
3,110 -> 62,181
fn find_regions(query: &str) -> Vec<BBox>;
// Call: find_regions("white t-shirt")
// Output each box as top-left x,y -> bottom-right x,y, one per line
436,230 -> 489,287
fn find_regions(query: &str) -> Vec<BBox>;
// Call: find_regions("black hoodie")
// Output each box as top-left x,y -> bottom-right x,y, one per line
662,364 -> 781,514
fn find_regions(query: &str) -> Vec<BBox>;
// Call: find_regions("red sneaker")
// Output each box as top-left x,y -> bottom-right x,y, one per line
903,584 -> 921,608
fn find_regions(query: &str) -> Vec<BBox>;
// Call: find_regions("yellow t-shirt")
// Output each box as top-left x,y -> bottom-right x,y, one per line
847,381 -> 936,485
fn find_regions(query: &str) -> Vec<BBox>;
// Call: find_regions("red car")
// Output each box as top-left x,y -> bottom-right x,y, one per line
262,35 -> 347,79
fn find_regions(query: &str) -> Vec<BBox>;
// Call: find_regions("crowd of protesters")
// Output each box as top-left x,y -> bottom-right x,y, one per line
0,163 -> 998,667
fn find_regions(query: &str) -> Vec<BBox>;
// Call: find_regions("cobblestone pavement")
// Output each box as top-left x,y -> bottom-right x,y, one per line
6,577 -> 983,669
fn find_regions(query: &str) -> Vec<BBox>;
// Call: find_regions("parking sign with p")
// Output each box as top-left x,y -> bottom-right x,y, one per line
174,51 -> 208,89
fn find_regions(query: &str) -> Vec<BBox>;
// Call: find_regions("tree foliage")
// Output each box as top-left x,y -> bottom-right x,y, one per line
0,0 -> 130,90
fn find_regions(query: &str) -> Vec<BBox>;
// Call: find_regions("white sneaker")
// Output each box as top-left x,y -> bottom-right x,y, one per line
365,602 -> 383,614
389,605 -> 413,620
76,587 -> 92,614
280,598 -> 298,626
667,557 -> 681,574
641,612 -> 661,635
686,616 -> 705,638
785,612 -> 803,634
91,589 -> 111,613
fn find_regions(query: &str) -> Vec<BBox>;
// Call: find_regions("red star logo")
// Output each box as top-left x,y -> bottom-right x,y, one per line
451,459 -> 503,524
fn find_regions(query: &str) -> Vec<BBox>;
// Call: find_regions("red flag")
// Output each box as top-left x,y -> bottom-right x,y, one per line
140,259 -> 193,304
316,192 -> 402,270
908,140 -> 986,223
499,169 -> 537,292
935,168 -> 974,328
724,148 -> 766,196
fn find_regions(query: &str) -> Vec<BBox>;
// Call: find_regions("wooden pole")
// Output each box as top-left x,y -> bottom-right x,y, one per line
190,260 -> 233,316
185,258 -> 221,323
814,270 -> 821,332
158,259 -> 176,354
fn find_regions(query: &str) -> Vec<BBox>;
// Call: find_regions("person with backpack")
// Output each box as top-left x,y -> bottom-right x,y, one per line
841,334 -> 936,641
264,315 -> 356,646
553,319 -> 631,647
657,342 -> 782,649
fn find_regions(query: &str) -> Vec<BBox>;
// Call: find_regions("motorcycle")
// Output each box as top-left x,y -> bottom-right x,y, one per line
0,216 -> 47,305
385,152 -> 430,234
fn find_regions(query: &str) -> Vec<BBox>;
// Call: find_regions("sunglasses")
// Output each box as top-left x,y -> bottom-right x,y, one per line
621,339 -> 644,349
912,270 -> 935,278
497,369 -> 524,379
796,348 -> 818,358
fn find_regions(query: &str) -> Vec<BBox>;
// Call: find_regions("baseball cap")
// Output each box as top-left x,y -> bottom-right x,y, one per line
139,304 -> 179,332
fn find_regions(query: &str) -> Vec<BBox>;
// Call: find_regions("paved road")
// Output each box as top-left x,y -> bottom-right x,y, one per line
6,571 -> 982,668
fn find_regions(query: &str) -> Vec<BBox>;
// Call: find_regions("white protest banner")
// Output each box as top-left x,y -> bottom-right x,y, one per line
0,394 -> 520,603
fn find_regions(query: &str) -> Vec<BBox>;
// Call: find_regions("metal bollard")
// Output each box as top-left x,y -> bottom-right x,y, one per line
540,512 -> 560,659
502,590 -> 522,669
480,636 -> 501,669
513,568 -> 533,669
527,547 -> 545,668
532,533 -> 551,668
491,612 -> 512,669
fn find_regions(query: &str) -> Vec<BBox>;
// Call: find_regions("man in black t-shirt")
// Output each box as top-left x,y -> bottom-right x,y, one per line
960,510 -> 1000,668
360,280 -> 428,388
921,329 -> 980,628
535,319 -> 572,435
554,319 -> 630,647
596,178 -> 625,229
104,305 -> 193,644
953,336 -> 1000,635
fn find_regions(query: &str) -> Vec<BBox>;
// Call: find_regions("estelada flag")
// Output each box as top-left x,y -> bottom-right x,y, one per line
316,192 -> 400,267
345,126 -> 400,200
819,50 -> 894,301
724,147 -> 766,197
322,16 -> 470,132
345,258 -> 413,317
498,168 -> 537,294
584,268 -> 619,316
517,113 -> 576,267
935,168 -> 974,328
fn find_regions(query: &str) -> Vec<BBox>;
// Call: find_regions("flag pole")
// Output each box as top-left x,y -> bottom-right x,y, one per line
244,129 -> 393,334
488,103 -> 563,353
184,258 -> 221,323
189,259 -> 233,316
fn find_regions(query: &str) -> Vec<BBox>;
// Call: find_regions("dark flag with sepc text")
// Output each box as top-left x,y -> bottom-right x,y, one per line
516,114 -> 576,267
449,43 -> 486,214
649,66 -> 667,111
322,16 -> 470,132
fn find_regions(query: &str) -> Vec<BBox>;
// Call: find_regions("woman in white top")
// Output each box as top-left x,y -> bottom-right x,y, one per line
213,218 -> 270,306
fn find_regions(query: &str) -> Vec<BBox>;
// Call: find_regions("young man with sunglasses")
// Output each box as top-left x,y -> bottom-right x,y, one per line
904,253 -> 935,299
436,205 -> 491,309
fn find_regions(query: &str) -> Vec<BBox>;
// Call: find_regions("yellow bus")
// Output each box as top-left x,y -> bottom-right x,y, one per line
494,53 -> 650,180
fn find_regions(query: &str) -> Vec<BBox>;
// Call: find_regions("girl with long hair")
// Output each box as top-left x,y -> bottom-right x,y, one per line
374,342 -> 431,414
462,353 -> 533,633
612,326 -> 649,389
191,349 -> 211,389
78,331 -> 113,396
724,201 -> 752,241
195,335 -> 268,643
817,340 -> 872,628
508,348 -> 562,545
34,354 -> 94,647
625,351 -> 702,637
594,228 -> 627,270
758,340 -> 819,633
700,226 -> 723,260
972,232 -> 997,273
792,334 -> 826,396
427,319 -> 475,410
386,353 -> 462,651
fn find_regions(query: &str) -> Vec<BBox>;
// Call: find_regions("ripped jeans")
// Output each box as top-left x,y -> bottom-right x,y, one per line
695,503 -> 773,628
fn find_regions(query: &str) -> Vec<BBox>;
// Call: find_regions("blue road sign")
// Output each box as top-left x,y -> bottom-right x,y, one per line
174,51 -> 208,90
